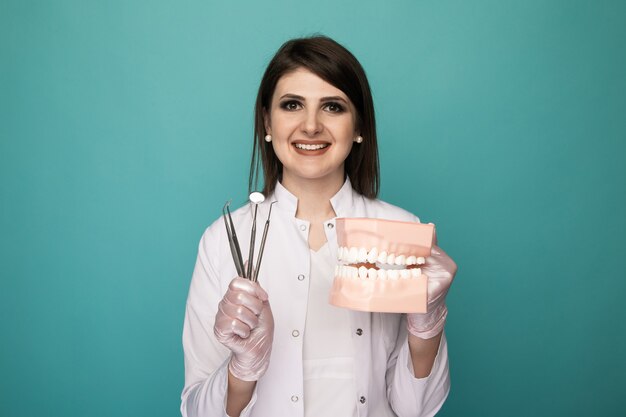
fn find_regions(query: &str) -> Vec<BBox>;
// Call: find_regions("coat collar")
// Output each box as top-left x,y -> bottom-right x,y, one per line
271,177 -> 356,218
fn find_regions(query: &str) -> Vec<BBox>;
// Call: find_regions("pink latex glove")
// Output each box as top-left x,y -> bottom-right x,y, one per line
213,277 -> 274,381
407,243 -> 457,339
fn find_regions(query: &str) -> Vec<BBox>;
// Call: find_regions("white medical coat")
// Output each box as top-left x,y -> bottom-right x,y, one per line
181,179 -> 450,417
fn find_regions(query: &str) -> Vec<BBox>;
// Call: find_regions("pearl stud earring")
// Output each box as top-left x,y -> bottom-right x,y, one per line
355,136 -> 363,143
264,134 -> 272,142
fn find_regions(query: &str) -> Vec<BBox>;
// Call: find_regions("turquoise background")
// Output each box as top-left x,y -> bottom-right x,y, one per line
2,0 -> 625,416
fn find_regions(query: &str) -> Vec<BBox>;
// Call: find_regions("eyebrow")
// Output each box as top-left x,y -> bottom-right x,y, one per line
279,93 -> 348,103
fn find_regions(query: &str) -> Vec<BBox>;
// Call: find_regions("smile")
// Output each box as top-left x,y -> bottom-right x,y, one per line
293,143 -> 330,151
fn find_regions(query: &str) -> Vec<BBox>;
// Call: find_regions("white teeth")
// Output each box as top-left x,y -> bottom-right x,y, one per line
358,247 -> 368,263
367,247 -> 378,264
337,246 -> 427,267
348,247 -> 358,263
337,259 -> 424,280
358,266 -> 368,279
295,143 -> 329,150
351,266 -> 358,279
378,251 -> 388,263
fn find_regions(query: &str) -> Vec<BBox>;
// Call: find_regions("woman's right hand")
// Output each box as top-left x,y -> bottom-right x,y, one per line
214,277 -> 274,382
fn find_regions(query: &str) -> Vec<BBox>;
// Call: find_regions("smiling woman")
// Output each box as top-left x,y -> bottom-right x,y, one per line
181,35 -> 457,417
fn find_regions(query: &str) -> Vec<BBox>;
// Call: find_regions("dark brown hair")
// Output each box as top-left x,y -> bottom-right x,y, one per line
248,35 -> 380,198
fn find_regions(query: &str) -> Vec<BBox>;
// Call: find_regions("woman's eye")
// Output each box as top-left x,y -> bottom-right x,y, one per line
280,100 -> 301,111
324,102 -> 345,113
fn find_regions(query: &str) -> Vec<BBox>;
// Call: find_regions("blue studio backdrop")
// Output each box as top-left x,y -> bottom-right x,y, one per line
1,1 -> 625,416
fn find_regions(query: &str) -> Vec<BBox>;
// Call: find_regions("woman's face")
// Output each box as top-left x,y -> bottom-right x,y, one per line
265,68 -> 359,188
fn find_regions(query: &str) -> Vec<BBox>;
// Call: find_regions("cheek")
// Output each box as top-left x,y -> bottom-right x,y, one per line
337,116 -> 357,139
271,141 -> 287,162
270,113 -> 297,135
333,138 -> 354,164
337,124 -> 357,148
342,143 -> 354,162
270,138 -> 292,167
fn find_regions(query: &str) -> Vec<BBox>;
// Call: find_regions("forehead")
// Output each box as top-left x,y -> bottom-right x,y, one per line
273,68 -> 348,100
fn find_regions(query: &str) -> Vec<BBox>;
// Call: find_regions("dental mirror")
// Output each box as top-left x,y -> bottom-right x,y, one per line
249,191 -> 265,205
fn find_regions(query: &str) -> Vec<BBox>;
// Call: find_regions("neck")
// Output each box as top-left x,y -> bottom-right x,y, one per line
281,172 -> 344,222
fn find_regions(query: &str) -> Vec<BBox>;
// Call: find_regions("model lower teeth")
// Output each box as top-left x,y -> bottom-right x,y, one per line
334,265 -> 422,280
295,143 -> 329,150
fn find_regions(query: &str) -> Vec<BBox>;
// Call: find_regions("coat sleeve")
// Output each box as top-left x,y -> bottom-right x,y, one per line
385,315 -> 451,417
180,225 -> 258,417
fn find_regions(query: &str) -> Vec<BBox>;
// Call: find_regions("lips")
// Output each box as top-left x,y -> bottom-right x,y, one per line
329,218 -> 435,313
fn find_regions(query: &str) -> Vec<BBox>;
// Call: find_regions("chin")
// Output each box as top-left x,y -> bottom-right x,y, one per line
282,165 -> 345,184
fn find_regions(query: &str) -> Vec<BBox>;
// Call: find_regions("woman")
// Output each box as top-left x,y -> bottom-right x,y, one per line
181,36 -> 457,417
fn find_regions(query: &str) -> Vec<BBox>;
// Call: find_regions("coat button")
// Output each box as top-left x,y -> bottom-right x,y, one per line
299,224 -> 307,231
356,328 -> 363,336
297,274 -> 305,281
291,395 -> 299,402
359,396 -> 366,404
292,330 -> 300,337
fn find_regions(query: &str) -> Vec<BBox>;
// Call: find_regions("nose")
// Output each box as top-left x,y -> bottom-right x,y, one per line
300,108 -> 322,136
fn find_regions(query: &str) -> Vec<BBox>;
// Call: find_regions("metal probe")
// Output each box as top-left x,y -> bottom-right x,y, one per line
253,201 -> 276,282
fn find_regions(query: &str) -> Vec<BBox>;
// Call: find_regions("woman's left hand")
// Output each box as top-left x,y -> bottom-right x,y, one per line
407,244 -> 457,339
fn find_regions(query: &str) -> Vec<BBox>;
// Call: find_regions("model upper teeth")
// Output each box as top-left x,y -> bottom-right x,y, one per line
295,143 -> 329,150
337,246 -> 426,266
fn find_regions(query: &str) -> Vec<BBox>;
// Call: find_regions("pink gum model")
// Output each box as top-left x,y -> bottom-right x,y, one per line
329,218 -> 435,313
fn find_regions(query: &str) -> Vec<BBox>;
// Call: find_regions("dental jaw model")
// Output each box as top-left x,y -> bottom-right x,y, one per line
330,218 -> 435,313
